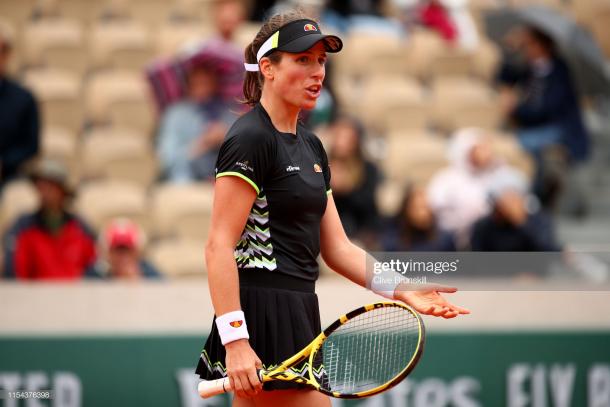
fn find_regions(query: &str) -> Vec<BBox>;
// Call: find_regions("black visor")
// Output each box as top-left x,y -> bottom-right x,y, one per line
262,19 -> 343,58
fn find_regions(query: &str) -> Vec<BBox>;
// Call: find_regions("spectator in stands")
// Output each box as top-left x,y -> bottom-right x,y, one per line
427,127 -> 528,248
418,0 -> 479,50
497,26 -> 590,208
3,159 -> 96,280
471,169 -> 561,253
382,183 -> 456,251
328,116 -> 381,247
0,22 -> 40,188
213,0 -> 246,44
419,0 -> 458,43
157,65 -> 236,182
324,0 -> 403,35
87,218 -> 161,280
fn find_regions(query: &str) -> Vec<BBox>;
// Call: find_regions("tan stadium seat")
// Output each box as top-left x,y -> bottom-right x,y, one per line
85,125 -> 149,141
358,75 -> 429,132
75,180 -> 149,233
22,19 -> 88,75
590,8 -> 610,58
90,21 -> 153,70
375,179 -> 406,217
84,69 -> 154,133
0,180 -> 39,235
383,134 -> 447,185
148,238 -> 206,277
80,133 -> 158,187
23,68 -> 83,133
335,32 -> 407,80
403,29 -> 445,80
385,128 -> 440,145
0,0 -> 36,24
473,38 -> 501,81
41,126 -> 79,180
489,131 -> 535,180
151,183 -> 214,241
127,0 -> 175,29
572,0 -> 610,27
234,21 -> 263,51
59,0 -> 105,25
430,76 -> 501,132
155,21 -> 211,57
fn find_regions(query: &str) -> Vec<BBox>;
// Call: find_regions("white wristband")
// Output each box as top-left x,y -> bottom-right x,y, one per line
370,267 -> 408,300
216,311 -> 249,345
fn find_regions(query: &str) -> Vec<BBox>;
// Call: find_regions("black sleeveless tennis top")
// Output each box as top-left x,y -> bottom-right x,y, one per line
215,103 -> 331,282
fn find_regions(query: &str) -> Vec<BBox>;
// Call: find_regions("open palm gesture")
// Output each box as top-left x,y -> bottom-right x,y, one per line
395,285 -> 470,319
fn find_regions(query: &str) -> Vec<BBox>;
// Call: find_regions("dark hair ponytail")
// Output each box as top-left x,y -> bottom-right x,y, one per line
242,9 -> 312,107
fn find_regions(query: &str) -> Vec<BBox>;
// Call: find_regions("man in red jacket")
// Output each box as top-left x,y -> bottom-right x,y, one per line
3,159 -> 96,280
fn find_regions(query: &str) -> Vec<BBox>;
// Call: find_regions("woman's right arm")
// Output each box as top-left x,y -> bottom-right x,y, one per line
205,176 -> 263,398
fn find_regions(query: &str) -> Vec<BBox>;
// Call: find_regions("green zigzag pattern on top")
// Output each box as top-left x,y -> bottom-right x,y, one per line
234,193 -> 277,271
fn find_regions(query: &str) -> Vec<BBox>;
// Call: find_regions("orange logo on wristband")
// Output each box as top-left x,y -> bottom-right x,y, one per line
229,320 -> 243,328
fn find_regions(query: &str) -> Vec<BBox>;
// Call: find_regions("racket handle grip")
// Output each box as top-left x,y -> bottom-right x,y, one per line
198,377 -> 231,398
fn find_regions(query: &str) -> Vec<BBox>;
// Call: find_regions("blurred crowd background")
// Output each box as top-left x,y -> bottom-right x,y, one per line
1,0 -> 609,281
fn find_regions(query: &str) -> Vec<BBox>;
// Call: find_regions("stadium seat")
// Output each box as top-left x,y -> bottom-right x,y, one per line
590,8 -> 610,58
59,0 -> 104,25
41,126 -> 79,179
80,133 -> 158,187
155,21 -> 211,57
358,75 -> 430,132
0,180 -> 39,235
85,125 -> 149,141
127,0 -> 174,29
473,38 -> 501,81
150,183 -> 214,241
383,133 -> 448,185
0,0 -> 36,24
234,21 -> 262,50
148,238 -> 206,277
23,68 -> 83,133
430,76 -> 501,132
488,131 -> 535,180
335,32 -> 407,80
375,179 -> 406,217
22,19 -> 88,75
173,0 -> 216,24
403,29 -> 446,81
84,69 -> 154,133
90,21 -> 153,70
75,180 -> 149,233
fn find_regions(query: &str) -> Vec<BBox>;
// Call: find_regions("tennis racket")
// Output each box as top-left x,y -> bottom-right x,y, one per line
198,301 -> 425,399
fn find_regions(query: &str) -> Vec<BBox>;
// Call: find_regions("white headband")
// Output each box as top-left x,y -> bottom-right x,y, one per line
244,31 -> 280,72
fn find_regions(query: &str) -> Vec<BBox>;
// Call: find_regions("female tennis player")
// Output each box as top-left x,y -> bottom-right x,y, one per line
196,11 -> 470,407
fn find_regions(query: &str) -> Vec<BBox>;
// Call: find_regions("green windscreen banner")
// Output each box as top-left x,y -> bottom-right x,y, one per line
0,332 -> 609,406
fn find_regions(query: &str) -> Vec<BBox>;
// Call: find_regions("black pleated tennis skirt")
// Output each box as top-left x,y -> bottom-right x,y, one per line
196,270 -> 321,391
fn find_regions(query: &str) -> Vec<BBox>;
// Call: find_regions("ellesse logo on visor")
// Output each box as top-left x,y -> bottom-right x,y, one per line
229,320 -> 243,328
304,24 -> 317,32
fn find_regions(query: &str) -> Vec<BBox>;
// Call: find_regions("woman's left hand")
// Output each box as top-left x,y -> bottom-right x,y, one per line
394,284 -> 470,319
